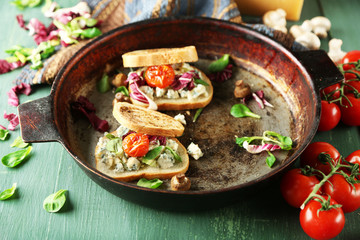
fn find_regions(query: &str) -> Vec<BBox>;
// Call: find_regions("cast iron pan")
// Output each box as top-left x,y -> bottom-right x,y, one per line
18,17 -> 343,210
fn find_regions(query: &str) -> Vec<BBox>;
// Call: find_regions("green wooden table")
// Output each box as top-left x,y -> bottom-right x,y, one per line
1,0 -> 359,239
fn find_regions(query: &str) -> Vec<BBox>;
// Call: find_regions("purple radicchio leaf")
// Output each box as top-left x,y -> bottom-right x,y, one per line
243,141 -> 281,154
128,72 -> 158,110
148,135 -> 167,146
252,90 -> 274,109
3,112 -> 19,131
171,70 -> 197,90
209,64 -> 233,82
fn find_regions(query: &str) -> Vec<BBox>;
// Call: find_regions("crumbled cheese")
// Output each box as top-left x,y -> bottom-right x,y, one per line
116,125 -> 129,137
157,151 -> 175,169
166,139 -> 179,151
155,87 -> 166,98
126,157 -> 141,171
140,85 -> 154,99
174,114 -> 186,125
165,89 -> 180,99
187,142 -> 204,160
189,84 -> 207,100
114,162 -> 125,173
179,89 -> 189,98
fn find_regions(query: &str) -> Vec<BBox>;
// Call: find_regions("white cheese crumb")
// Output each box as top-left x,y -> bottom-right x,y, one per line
155,87 -> 166,98
174,114 -> 186,125
187,142 -> 204,160
166,89 -> 180,99
126,157 -> 141,171
166,139 -> 179,151
157,152 -> 175,169
139,86 -> 154,99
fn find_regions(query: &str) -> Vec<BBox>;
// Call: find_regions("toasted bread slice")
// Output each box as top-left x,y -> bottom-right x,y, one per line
122,46 -> 198,67
129,67 -> 213,110
113,102 -> 184,137
95,136 -> 189,182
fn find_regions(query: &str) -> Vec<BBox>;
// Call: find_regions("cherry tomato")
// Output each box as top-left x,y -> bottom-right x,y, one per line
323,174 -> 360,213
280,168 -> 320,208
344,80 -> 360,94
300,196 -> 345,240
318,101 -> 341,131
144,65 -> 175,88
339,93 -> 360,126
342,50 -> 360,80
320,83 -> 341,100
345,150 -> 360,175
300,142 -> 340,175
122,133 -> 149,157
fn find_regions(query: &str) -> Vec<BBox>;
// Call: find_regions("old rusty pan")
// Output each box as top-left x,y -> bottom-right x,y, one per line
18,17 -> 343,210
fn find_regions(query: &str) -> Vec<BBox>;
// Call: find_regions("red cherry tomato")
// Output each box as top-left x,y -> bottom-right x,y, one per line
342,50 -> 360,80
318,101 -> 341,131
300,142 -> 340,175
339,93 -> 360,126
144,65 -> 175,88
320,83 -> 341,100
280,168 -> 320,208
122,133 -> 149,157
323,174 -> 360,213
345,150 -> 360,175
300,196 -> 345,240
344,80 -> 360,93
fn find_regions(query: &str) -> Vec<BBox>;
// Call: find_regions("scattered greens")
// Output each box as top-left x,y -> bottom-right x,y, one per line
230,103 -> 261,119
266,151 -> 276,168
10,136 -> 29,148
11,0 -> 41,10
208,54 -> 230,73
137,178 -> 163,189
115,86 -> 130,97
43,189 -> 67,213
0,129 -> 9,141
1,146 -> 32,168
105,138 -> 122,153
193,108 -> 203,122
165,146 -> 182,162
80,27 -> 102,39
194,78 -> 209,86
0,183 -> 17,201
97,74 -> 111,93
143,146 -> 164,161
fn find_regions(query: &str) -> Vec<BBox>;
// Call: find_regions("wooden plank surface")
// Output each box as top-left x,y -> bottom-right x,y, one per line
1,0 -> 360,239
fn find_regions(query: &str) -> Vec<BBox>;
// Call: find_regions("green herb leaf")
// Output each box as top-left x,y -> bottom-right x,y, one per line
80,27 -> 102,39
193,108 -> 203,122
235,136 -> 254,147
115,86 -> 130,97
97,74 -> 111,93
230,104 -> 261,119
105,133 -> 117,140
143,146 -> 164,161
137,178 -> 163,189
194,78 -> 209,86
1,146 -> 32,168
43,189 -> 67,213
264,131 -> 293,150
208,54 -> 230,73
0,183 -> 17,201
141,158 -> 157,167
11,0 -> 42,10
10,136 -> 29,148
266,151 -> 276,168
0,129 -> 9,141
165,146 -> 182,162
106,138 -> 122,153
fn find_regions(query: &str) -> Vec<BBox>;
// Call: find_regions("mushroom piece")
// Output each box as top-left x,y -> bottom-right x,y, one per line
112,92 -> 130,106
262,8 -> 288,34
290,25 -> 321,50
111,73 -> 127,87
234,80 -> 251,98
328,38 -> 347,64
310,16 -> 331,38
171,173 -> 191,191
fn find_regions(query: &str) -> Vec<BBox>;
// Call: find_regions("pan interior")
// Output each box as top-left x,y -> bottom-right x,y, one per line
67,59 -> 295,191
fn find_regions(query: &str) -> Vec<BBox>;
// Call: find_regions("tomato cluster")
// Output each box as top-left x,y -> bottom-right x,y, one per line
280,142 -> 360,240
319,50 -> 360,130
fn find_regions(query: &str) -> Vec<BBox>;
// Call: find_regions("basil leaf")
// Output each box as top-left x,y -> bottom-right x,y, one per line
106,138 -> 122,153
194,78 -> 209,86
165,146 -> 181,162
105,133 -> 117,140
97,74 -> 111,93
0,183 -> 17,201
143,146 -> 164,161
43,189 -> 67,213
141,158 -> 157,167
137,178 -> 163,189
1,146 -> 32,168
10,136 -> 29,148
193,108 -> 203,122
208,54 -> 230,73
264,131 -> 293,150
235,137 -> 253,147
80,27 -> 102,39
230,104 -> 261,119
0,129 -> 9,141
115,86 -> 130,97
266,151 -> 276,168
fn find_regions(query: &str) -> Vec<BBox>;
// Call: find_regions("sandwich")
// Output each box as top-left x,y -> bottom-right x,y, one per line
95,102 -> 189,181
121,46 -> 213,110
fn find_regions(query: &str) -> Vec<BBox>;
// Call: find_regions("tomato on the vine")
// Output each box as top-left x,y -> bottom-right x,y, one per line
280,168 -> 320,208
341,50 -> 360,81
144,65 -> 175,88
320,83 -> 341,100
344,80 -> 360,94
122,133 -> 149,157
323,174 -> 360,213
318,101 -> 341,131
300,142 -> 340,175
339,93 -> 360,126
300,196 -> 345,240
345,150 -> 360,175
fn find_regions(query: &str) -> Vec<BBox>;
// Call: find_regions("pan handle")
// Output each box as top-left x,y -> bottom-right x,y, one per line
18,95 -> 62,143
292,50 -> 344,91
